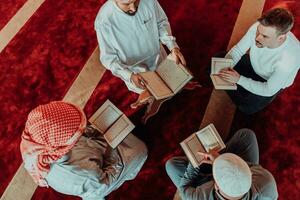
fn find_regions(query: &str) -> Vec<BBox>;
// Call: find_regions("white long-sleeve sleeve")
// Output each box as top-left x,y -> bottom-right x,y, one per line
96,24 -> 132,82
225,22 -> 258,65
154,0 -> 178,51
237,63 -> 288,96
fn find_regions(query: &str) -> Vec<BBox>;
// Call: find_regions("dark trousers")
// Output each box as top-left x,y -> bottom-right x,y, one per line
211,52 -> 280,114
165,129 -> 259,188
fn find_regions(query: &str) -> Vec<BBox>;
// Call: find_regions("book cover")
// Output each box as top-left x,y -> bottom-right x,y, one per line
180,124 -> 226,168
140,56 -> 193,100
210,57 -> 237,90
89,100 -> 135,148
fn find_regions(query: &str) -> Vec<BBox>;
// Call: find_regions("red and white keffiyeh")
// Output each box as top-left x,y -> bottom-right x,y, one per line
20,101 -> 87,187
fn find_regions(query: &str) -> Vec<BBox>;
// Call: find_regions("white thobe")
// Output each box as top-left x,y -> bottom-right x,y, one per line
226,22 -> 300,97
94,0 -> 178,93
45,132 -> 147,200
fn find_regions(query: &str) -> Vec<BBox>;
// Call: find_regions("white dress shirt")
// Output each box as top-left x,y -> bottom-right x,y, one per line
226,22 -> 300,97
94,0 -> 178,93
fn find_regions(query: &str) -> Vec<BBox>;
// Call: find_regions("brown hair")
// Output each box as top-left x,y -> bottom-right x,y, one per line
258,8 -> 294,35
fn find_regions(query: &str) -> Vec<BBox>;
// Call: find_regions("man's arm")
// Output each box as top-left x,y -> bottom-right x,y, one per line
219,63 -> 291,96
96,24 -> 149,89
226,22 -> 258,66
178,163 -> 214,199
95,24 -> 132,82
153,0 -> 178,51
237,64 -> 291,96
153,0 -> 186,66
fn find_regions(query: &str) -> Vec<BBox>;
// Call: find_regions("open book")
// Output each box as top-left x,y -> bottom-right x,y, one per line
180,124 -> 226,168
89,100 -> 135,148
140,57 -> 193,100
210,57 -> 237,90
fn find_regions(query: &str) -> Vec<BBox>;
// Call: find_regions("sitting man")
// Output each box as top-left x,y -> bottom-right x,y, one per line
218,7 -> 300,114
94,0 -> 186,108
20,101 -> 147,200
166,128 -> 278,200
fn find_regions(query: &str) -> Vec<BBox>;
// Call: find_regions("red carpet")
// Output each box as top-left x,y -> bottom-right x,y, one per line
0,0 -> 299,200
0,0 -> 102,195
0,0 -> 27,30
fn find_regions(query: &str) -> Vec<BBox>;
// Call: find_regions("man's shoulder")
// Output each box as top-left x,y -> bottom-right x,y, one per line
286,32 -> 300,52
278,33 -> 300,68
181,180 -> 215,199
140,0 -> 158,12
142,0 -> 156,6
249,21 -> 259,32
250,165 -> 278,198
94,1 -> 115,29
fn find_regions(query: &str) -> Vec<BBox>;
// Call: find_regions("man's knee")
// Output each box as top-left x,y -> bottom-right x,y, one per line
235,128 -> 257,144
165,157 -> 178,175
137,141 -> 148,162
165,157 -> 186,175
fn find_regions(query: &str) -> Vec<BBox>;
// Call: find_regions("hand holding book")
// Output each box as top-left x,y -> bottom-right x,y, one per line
171,47 -> 186,66
140,56 -> 193,100
180,124 -> 226,168
198,147 -> 220,164
218,68 -> 241,84
210,57 -> 237,90
130,73 -> 148,89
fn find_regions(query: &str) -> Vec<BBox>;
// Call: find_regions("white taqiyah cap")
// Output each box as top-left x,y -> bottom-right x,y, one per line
213,153 -> 252,198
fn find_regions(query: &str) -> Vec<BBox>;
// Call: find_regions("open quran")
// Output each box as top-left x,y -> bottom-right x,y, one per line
180,123 -> 226,168
210,57 -> 237,90
140,56 -> 193,100
89,100 -> 135,148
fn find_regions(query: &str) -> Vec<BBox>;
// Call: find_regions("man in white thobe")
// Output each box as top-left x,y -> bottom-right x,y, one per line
94,0 -> 186,108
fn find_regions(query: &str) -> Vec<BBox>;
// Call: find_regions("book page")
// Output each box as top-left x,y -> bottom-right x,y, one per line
196,128 -> 220,152
89,100 -> 122,133
196,124 -> 226,152
156,58 -> 192,94
180,134 -> 205,168
211,57 -> 233,74
140,71 -> 173,100
104,115 -> 135,148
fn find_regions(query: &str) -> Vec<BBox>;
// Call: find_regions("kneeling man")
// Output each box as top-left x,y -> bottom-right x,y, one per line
219,8 -> 300,114
166,129 -> 278,200
20,101 -> 147,199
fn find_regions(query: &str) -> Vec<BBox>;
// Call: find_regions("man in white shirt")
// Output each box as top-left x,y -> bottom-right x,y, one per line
95,0 -> 186,108
218,8 -> 300,114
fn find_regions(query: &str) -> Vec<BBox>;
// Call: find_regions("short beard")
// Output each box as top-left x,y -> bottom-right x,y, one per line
255,41 -> 263,48
124,7 -> 138,16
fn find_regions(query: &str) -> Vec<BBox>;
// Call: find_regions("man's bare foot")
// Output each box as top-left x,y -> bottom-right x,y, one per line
130,90 -> 152,109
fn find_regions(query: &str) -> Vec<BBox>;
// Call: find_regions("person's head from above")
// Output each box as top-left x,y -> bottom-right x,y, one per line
212,153 -> 252,200
20,101 -> 87,186
114,0 -> 140,16
255,7 -> 294,49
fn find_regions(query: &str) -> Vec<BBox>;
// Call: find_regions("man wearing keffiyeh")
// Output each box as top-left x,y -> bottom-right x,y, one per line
20,101 -> 147,200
